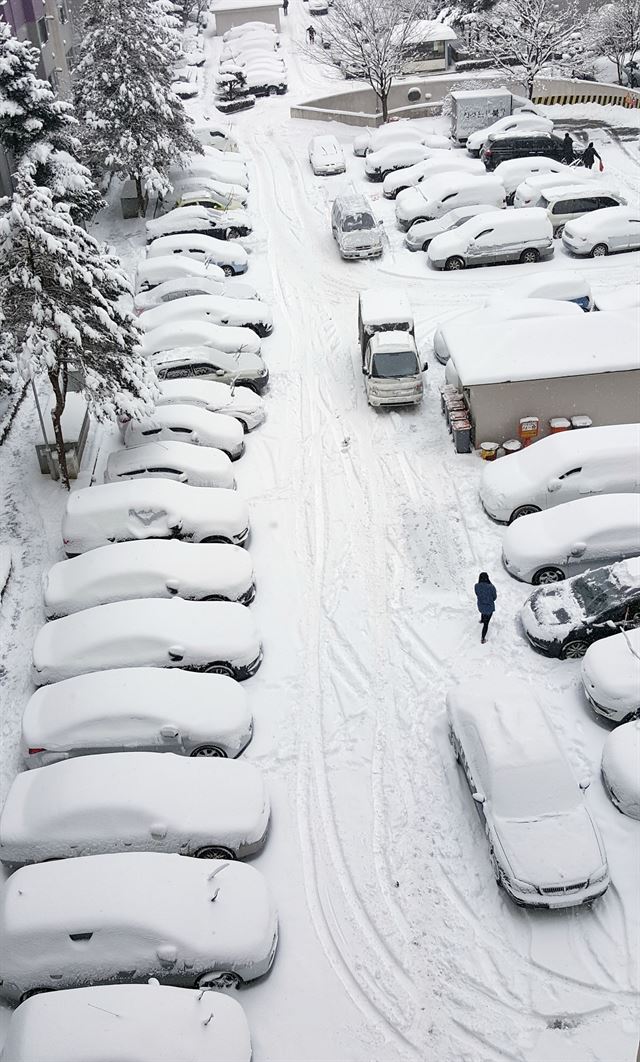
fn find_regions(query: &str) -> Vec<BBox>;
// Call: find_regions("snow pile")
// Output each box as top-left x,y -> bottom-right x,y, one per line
601,721 -> 640,819
582,628 -> 640,720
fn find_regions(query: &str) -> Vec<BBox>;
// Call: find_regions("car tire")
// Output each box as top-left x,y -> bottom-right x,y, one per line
191,744 -> 227,757
20,987 -> 53,1004
532,566 -> 565,585
196,970 -> 242,990
509,504 -> 541,522
413,216 -> 428,225
204,662 -> 235,677
200,536 -> 231,544
393,187 -> 407,197
554,224 -> 565,238
560,638 -> 590,660
519,248 -> 540,264
444,256 -> 465,271
195,845 -> 236,859
226,228 -> 240,241
268,86 -> 278,97
422,240 -> 431,252
591,243 -> 608,257
222,265 -> 235,277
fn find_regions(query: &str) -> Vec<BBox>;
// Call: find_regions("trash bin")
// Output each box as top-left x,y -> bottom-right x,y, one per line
445,397 -> 466,430
549,417 -> 571,434
571,415 -> 592,429
480,441 -> 499,461
518,416 -> 539,447
440,385 -> 459,417
452,418 -> 472,454
503,438 -> 522,455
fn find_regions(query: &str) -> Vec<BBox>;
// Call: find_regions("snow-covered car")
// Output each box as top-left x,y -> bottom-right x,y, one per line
221,38 -> 277,61
427,208 -> 552,271
308,134 -> 345,175
173,79 -> 199,99
520,558 -> 640,659
193,122 -> 240,153
0,984 -> 252,1062
501,494 -> 640,585
395,174 -> 505,229
353,122 -> 431,157
172,155 -> 249,192
22,668 -> 253,767
157,378 -> 265,432
466,114 -> 553,156
62,480 -> 250,555
173,179 -> 248,212
151,347 -> 269,395
405,203 -> 496,252
447,678 -> 609,909
32,598 -> 263,685
513,169 -> 594,209
562,204 -> 640,257
44,540 -> 255,618
494,156 -> 568,203
581,628 -> 640,722
242,69 -> 287,96
0,853 -> 278,1001
0,753 -> 269,865
540,184 -> 626,236
142,317 -> 261,355
480,423 -> 640,523
382,155 -> 484,199
593,284 -> 640,312
104,441 -> 235,490
134,275 -> 259,313
146,205 -> 252,242
601,721 -> 640,818
222,54 -> 284,74
309,0 -> 329,14
364,142 -> 431,181
123,404 -> 245,455
490,269 -> 593,311
223,21 -> 278,41
135,256 -> 225,293
146,234 -> 248,277
433,298 -> 582,364
140,293 -> 273,337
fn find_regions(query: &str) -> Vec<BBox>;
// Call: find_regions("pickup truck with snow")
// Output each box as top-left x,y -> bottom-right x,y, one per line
358,290 -> 426,408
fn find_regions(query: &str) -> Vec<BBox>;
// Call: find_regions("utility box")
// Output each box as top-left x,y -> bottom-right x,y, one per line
35,392 -> 90,480
120,179 -> 149,219
450,89 -> 513,143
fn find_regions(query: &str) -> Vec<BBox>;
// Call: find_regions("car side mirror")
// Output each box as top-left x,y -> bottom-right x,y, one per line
191,434 -> 200,445
168,645 -> 184,661
215,369 -> 225,376
579,778 -> 591,791
156,944 -> 177,964
570,542 -> 587,557
472,791 -> 486,804
547,478 -> 562,492
160,725 -> 179,739
150,823 -> 168,840
166,579 -> 179,594
422,360 -> 429,372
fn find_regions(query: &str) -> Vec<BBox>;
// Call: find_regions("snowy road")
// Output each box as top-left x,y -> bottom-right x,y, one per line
0,7 -> 639,1059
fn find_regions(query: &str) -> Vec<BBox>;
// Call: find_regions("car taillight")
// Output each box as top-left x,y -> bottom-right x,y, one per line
484,148 -> 492,157
28,748 -> 45,755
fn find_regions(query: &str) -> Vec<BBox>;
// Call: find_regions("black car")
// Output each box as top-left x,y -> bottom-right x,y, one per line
481,130 -> 567,170
520,559 -> 640,659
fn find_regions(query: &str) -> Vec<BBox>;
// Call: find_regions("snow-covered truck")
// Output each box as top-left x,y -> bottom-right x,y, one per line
358,290 -> 425,408
449,89 -> 516,144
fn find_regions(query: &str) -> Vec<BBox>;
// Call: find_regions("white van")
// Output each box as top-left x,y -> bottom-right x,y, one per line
308,135 -> 345,176
331,194 -> 383,259
395,174 -> 505,230
480,423 -> 640,523
513,170 -> 594,209
427,208 -> 553,270
537,184 -> 626,235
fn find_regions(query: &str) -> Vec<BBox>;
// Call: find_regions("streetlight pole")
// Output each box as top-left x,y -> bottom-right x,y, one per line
31,379 -> 56,479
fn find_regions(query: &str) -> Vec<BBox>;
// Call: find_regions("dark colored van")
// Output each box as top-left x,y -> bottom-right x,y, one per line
481,130 -> 565,170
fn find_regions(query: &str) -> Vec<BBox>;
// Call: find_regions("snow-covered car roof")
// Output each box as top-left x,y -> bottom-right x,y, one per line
384,156 -> 484,193
135,257 -> 225,292
0,852 -> 275,962
486,127 -> 560,144
582,629 -> 640,714
502,494 -> 640,566
363,123 -> 427,153
602,721 -> 640,817
43,539 -> 253,618
124,402 -> 244,444
540,182 -> 621,202
150,346 -> 264,374
565,204 -> 639,236
496,269 -> 592,304
359,288 -> 412,329
450,309 -> 639,386
175,160 -> 249,192
171,176 -> 248,207
593,285 -> 640,312
142,318 -> 260,356
0,753 -> 268,859
366,143 -> 430,168
22,667 -> 252,756
146,233 -> 249,270
62,480 -> 249,546
485,422 -> 640,487
0,984 -> 252,1062
157,378 -> 265,421
468,114 -> 552,147
32,599 -> 261,683
515,170 -> 595,197
146,205 -> 250,239
134,276 -> 258,312
223,21 -> 277,40
140,294 -> 272,333
104,441 -> 234,488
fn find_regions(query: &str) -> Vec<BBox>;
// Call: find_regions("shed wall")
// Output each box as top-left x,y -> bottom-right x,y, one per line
215,5 -> 281,34
466,370 -> 640,444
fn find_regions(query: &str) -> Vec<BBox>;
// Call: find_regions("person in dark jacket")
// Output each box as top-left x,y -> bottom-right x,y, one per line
307,24 -> 316,43
474,572 -> 497,644
561,132 -> 574,165
581,142 -> 602,170
283,0 -> 289,14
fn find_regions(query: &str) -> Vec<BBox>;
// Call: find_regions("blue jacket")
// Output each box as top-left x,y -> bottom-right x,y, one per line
475,581 -> 497,615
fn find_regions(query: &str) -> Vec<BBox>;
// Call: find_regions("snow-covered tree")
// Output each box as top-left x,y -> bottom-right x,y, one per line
73,0 -> 202,214
173,0 -> 210,29
0,176 -> 157,487
0,23 -> 103,222
477,0 -> 584,97
301,0 -> 426,121
589,0 -> 640,83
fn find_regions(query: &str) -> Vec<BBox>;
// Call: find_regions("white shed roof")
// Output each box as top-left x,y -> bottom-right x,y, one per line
413,19 -> 457,41
214,0 -> 282,10
451,311 -> 640,387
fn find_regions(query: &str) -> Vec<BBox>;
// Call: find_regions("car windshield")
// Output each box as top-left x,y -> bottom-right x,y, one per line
371,352 -> 419,378
342,212 -> 375,232
492,763 -> 577,818
571,567 -> 619,617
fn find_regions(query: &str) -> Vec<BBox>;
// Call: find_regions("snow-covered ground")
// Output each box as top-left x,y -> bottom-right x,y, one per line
0,6 -> 639,1059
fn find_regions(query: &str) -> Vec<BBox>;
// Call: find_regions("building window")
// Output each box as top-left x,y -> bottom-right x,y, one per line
36,16 -> 48,45
58,2 -> 67,22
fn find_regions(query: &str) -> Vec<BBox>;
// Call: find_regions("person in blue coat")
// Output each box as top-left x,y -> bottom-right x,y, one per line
474,572 -> 497,644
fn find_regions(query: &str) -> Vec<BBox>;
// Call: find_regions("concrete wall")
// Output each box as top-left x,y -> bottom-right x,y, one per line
465,369 -> 640,445
214,4 -> 281,35
291,74 -> 640,126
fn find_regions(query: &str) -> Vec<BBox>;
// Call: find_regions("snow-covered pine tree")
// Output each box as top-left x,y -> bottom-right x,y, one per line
74,0 -> 202,215
0,175 -> 157,487
0,23 -> 103,222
